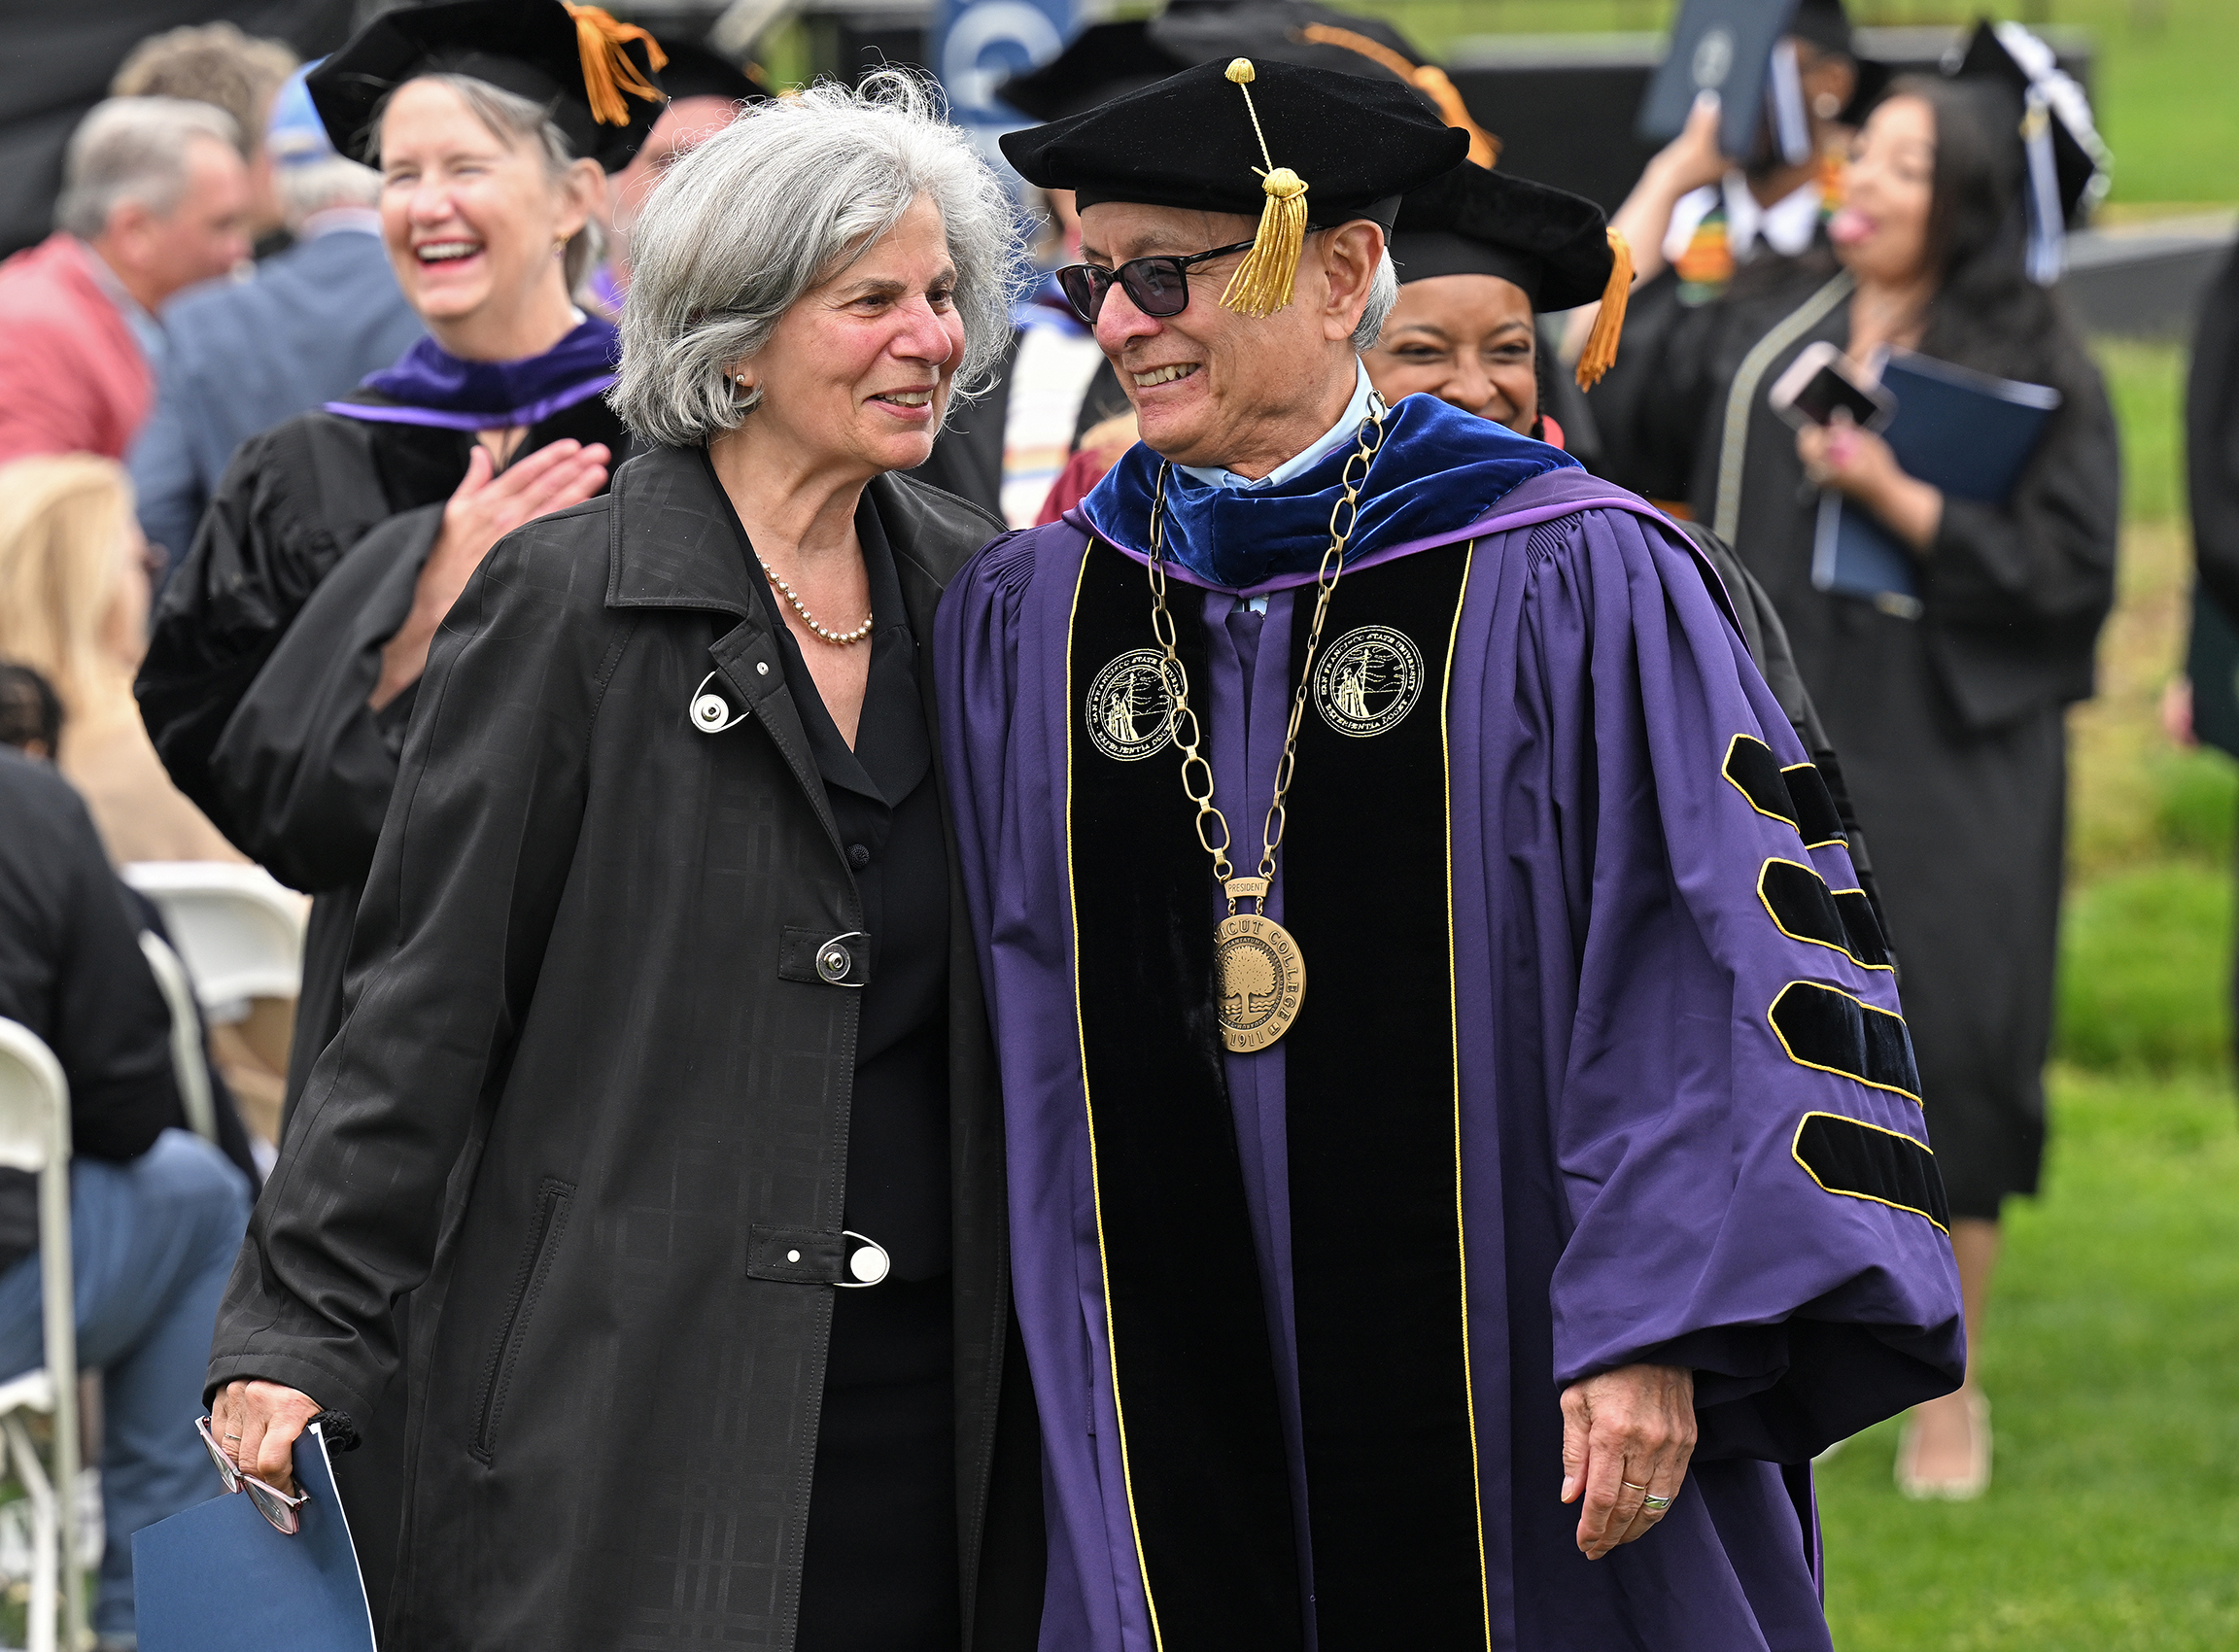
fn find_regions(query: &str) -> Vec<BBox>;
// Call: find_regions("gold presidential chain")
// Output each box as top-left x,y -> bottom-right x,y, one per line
1142,393 -> 1386,1050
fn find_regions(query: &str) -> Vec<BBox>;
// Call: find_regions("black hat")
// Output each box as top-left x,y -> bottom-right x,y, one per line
1787,0 -> 1853,58
1948,20 -> 2108,230
1389,163 -> 1633,389
308,0 -> 668,174
650,36 -> 766,106
1002,57 -> 1468,318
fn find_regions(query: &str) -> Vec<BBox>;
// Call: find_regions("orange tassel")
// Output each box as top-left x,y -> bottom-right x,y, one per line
1295,24 -> 1499,168
563,2 -> 668,127
1575,227 -> 1633,391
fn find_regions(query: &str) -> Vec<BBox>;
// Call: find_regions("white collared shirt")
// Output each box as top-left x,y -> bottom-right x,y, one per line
1662,170 -> 1824,267
1177,359 -> 1377,492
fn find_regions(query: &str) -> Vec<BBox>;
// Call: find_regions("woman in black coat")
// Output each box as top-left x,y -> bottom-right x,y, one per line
202,65 -> 1044,1652
1636,66 -> 2118,1499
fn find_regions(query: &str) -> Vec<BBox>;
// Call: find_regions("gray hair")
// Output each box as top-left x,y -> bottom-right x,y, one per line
614,69 -> 1031,448
54,98 -> 239,239
366,74 -> 605,293
1352,251 -> 1398,351
277,155 -> 381,224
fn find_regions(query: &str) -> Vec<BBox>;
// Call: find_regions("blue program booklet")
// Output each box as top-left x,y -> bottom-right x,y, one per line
1811,351 -> 2062,618
134,1423 -> 376,1652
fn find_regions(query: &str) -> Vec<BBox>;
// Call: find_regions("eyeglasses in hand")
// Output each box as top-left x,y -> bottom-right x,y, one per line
196,1415 -> 309,1535
1054,240 -> 1258,326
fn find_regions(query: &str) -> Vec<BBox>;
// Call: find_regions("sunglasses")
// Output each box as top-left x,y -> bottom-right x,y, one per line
196,1416 -> 310,1535
1054,239 -> 1258,325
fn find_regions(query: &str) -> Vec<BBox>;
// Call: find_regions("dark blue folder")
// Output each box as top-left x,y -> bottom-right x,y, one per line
1811,351 -> 2062,618
134,1424 -> 375,1652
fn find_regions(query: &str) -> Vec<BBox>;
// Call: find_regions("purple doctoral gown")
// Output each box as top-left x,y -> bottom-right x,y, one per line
935,445 -> 1965,1652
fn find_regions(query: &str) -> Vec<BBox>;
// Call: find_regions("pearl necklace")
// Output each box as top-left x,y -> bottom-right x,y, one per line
755,552 -> 874,646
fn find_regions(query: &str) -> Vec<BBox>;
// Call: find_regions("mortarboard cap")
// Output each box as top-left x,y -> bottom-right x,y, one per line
1787,0 -> 1853,58
1389,163 -> 1634,390
999,2 -> 1494,167
1002,56 -> 1468,317
307,0 -> 668,174
1947,19 -> 2108,234
649,36 -> 767,106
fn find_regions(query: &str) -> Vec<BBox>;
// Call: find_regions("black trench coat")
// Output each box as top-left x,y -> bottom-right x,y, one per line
207,444 -> 1042,1650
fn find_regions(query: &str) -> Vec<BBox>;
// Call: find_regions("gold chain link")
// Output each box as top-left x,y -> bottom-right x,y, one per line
1144,396 -> 1387,913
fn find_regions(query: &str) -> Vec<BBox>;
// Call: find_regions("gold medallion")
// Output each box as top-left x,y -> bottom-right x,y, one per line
1215,912 -> 1306,1052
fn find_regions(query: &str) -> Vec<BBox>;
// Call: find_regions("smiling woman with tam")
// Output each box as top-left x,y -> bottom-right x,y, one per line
178,33 -> 1046,1650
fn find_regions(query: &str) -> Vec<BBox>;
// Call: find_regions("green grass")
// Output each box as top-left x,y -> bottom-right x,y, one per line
1818,1067 -> 2239,1651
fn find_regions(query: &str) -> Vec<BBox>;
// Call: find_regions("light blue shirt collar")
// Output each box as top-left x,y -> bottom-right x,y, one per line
1177,359 -> 1376,492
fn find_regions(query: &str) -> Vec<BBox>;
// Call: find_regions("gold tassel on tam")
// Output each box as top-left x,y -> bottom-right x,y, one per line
1218,59 -> 1311,318
1574,226 -> 1634,391
563,3 -> 668,126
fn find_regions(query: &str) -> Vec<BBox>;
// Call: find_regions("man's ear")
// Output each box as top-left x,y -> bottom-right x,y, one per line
101,200 -> 155,269
1318,220 -> 1386,345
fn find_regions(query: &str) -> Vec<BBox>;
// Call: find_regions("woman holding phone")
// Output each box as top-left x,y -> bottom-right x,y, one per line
1629,37 -> 2119,1499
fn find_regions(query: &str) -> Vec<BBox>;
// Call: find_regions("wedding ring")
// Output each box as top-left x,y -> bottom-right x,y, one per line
224,1432 -> 242,1442
1621,1480 -> 1649,1492
1641,1492 -> 1674,1511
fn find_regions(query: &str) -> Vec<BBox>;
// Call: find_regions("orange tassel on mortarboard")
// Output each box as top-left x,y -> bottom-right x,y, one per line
1574,226 -> 1633,391
563,3 -> 668,127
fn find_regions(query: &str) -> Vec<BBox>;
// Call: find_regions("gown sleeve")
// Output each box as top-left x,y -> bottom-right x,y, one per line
1516,505 -> 1965,1461
136,418 -> 419,827
205,516 -> 616,1426
2188,248 -> 2239,622
201,509 -> 436,890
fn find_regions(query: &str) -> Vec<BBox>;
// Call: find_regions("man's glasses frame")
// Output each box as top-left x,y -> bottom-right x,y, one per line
1054,239 -> 1258,326
196,1415 -> 309,1535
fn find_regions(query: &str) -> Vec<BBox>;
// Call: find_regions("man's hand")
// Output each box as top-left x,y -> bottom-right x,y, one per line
371,437 -> 612,709
210,1379 -> 324,1495
1560,1363 -> 1697,1560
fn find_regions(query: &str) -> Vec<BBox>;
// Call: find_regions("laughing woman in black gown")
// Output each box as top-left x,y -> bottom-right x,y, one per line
136,1 -> 655,1123
1635,51 -> 2118,1498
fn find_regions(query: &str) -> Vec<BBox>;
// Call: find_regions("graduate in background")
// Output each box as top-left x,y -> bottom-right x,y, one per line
942,57 -> 1962,1649
1626,25 -> 2118,1498
1368,159 -> 1886,919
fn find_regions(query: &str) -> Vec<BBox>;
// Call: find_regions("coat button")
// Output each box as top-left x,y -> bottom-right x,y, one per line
848,1241 -> 889,1285
847,843 -> 871,869
815,942 -> 852,983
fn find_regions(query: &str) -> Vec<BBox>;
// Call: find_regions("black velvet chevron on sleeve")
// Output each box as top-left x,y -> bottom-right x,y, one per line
1767,981 -> 1921,1103
1792,1111 -> 1950,1232
1758,859 -> 1891,970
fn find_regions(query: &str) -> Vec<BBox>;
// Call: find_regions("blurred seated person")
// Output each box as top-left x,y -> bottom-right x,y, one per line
138,1 -> 639,1129
0,740 -> 254,1649
1581,0 -> 1869,499
130,63 -> 427,577
589,34 -> 762,315
1631,40 -> 2118,1497
0,99 -> 251,464
112,19 -> 299,251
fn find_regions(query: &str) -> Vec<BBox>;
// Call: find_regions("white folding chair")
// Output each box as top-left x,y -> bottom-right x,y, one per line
0,1019 -> 85,1652
135,935 -> 218,1148
118,863 -> 306,1025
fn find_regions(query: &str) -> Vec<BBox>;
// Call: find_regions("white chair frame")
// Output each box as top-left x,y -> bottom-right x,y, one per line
0,1019 -> 85,1652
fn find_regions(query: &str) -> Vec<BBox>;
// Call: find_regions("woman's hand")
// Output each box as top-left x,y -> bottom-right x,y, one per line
1569,92 -> 1728,357
210,1379 -> 325,1495
1798,416 -> 1944,551
371,438 -> 612,710
1560,1363 -> 1697,1559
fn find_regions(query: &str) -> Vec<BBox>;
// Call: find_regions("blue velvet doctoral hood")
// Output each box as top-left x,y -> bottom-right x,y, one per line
1080,389 -> 1578,588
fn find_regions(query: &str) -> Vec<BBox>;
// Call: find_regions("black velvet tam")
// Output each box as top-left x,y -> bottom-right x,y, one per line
308,0 -> 666,173
1388,162 -> 1611,312
1000,56 -> 1466,228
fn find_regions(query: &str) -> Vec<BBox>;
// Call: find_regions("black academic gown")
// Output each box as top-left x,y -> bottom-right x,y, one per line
139,394 -> 628,1118
1633,256 -> 2119,1219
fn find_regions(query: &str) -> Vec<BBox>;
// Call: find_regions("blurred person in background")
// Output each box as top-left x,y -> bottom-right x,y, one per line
1584,0 -> 1872,501
1626,38 -> 2118,1497
135,0 -> 653,1614
200,66 -> 1045,1651
588,33 -> 763,314
111,20 -> 299,252
0,99 -> 250,464
129,63 -> 426,578
0,735 -> 253,1650
0,663 -> 64,762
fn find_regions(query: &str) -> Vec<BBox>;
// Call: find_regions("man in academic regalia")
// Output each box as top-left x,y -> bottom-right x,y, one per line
936,58 -> 1965,1650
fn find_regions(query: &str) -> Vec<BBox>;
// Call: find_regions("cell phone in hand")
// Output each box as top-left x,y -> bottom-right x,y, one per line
1769,340 -> 1895,431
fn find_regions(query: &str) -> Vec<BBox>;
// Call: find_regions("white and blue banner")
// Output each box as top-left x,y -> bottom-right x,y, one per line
935,0 -> 1079,172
